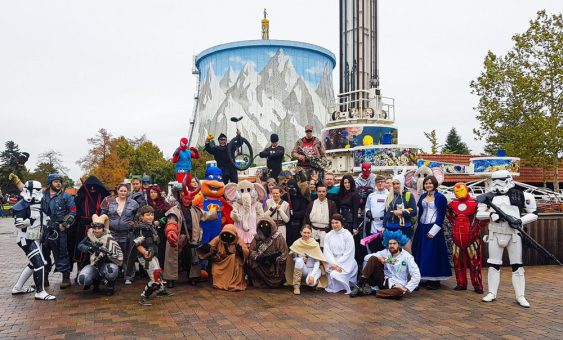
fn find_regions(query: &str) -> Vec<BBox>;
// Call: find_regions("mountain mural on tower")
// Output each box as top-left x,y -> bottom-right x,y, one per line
191,48 -> 335,158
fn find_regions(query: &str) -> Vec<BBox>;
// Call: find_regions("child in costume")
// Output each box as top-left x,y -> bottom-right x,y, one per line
133,206 -> 173,306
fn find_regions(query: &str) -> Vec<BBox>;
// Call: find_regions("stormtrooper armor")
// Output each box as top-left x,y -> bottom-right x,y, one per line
12,180 -> 56,300
476,170 -> 538,307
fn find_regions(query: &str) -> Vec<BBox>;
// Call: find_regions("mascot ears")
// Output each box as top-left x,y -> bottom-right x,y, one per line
224,183 -> 239,202
432,167 -> 445,185
254,182 -> 266,202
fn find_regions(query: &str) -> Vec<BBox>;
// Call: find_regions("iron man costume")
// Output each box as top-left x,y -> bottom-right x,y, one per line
448,183 -> 486,293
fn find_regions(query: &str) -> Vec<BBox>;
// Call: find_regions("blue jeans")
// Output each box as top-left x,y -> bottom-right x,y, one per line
42,229 -> 71,274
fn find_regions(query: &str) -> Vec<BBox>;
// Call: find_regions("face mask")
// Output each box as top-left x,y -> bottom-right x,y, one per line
220,232 -> 235,244
259,222 -> 272,238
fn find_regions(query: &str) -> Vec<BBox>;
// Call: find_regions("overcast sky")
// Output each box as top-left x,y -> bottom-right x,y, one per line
1,0 -> 561,180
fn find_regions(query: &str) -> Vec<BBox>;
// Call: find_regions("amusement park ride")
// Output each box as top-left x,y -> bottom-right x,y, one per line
186,1 -> 562,207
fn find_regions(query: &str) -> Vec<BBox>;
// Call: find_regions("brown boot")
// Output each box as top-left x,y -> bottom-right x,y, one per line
293,268 -> 303,295
60,273 -> 71,289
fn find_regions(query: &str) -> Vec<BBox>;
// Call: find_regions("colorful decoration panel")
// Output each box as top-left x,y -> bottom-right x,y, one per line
322,125 -> 398,151
417,159 -> 472,175
353,147 -> 418,168
470,157 -> 520,175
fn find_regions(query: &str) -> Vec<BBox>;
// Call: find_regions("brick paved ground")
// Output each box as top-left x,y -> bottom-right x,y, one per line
0,218 -> 561,339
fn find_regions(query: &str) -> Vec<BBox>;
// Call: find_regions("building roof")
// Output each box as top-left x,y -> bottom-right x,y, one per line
196,39 -> 336,67
418,154 -> 563,184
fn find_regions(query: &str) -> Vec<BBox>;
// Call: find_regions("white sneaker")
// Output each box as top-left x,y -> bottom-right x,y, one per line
35,291 -> 56,301
125,279 -> 132,285
11,286 -> 34,295
482,292 -> 496,302
516,296 -> 530,308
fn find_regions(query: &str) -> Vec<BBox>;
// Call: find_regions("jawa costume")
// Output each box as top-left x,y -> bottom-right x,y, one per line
196,224 -> 249,291
69,175 -> 109,272
246,216 -> 289,288
193,166 -> 233,243
77,214 -> 123,295
448,182 -> 486,293
164,181 -> 217,287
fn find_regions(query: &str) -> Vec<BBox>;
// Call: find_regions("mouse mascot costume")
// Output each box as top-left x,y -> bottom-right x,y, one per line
476,170 -> 538,307
172,137 -> 200,184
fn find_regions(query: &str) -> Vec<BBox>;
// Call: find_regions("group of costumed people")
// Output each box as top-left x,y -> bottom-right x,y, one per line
8,128 -> 540,308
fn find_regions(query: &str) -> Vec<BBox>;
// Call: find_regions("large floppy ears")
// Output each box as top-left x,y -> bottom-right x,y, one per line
432,167 -> 445,185
224,183 -> 239,202
253,182 -> 267,202
404,169 -> 416,189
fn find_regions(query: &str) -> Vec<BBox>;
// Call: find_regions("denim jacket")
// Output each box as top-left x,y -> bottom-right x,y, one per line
101,197 -> 139,234
41,190 -> 76,226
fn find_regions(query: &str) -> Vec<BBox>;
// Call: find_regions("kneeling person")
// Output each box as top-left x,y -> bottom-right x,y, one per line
285,224 -> 328,295
351,230 -> 420,299
77,214 -> 123,295
247,216 -> 288,288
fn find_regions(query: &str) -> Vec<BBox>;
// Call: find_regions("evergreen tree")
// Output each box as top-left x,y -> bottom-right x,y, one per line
0,141 -> 30,194
442,127 -> 471,154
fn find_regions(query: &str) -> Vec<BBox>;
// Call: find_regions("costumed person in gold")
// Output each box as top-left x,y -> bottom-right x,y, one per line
196,224 -> 249,291
246,216 -> 288,288
285,224 -> 328,295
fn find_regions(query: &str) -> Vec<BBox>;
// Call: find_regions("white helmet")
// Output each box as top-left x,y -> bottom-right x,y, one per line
21,180 -> 43,203
490,170 -> 514,194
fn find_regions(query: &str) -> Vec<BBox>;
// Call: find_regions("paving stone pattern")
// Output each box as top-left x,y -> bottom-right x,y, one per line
0,217 -> 561,339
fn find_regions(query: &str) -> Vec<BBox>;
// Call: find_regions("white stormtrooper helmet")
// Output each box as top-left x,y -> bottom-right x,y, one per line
490,170 -> 514,194
21,180 -> 43,203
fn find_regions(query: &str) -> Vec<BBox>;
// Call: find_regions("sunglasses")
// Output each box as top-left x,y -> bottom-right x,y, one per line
91,223 -> 105,229
218,138 -> 227,142
305,130 -> 313,133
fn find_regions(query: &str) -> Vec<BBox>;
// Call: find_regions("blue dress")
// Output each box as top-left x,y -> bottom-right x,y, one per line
411,192 -> 451,281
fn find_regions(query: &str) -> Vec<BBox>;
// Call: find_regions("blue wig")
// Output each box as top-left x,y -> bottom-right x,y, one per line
382,229 -> 409,247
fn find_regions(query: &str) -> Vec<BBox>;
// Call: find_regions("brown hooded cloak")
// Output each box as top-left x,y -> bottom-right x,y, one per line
199,224 -> 249,291
246,216 -> 289,288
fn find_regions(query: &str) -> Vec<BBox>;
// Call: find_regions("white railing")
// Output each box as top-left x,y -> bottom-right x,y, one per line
329,89 -> 395,124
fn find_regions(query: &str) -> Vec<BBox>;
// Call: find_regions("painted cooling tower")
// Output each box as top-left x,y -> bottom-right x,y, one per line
189,40 -> 336,155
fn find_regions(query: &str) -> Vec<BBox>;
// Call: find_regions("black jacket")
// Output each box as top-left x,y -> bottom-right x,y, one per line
259,145 -> 285,171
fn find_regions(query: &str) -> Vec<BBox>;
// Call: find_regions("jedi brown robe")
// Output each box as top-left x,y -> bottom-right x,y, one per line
163,204 -> 217,281
198,224 -> 249,291
246,216 -> 289,288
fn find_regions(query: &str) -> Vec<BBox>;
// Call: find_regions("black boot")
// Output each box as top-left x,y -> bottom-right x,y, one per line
60,272 -> 71,289
350,277 -> 369,298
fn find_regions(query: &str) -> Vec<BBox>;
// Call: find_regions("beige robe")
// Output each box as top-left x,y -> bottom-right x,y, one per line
198,224 -> 249,291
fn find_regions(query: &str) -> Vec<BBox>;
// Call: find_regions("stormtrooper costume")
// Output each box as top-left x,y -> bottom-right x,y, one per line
11,180 -> 56,300
476,170 -> 537,307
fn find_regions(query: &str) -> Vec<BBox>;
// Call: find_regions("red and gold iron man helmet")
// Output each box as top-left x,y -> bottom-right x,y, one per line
453,182 -> 470,200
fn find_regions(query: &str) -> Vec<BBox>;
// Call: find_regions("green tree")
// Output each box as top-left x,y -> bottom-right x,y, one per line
191,146 -> 214,179
471,11 -> 562,190
441,127 -> 471,154
0,141 -> 30,194
423,130 -> 440,154
38,150 -> 69,175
